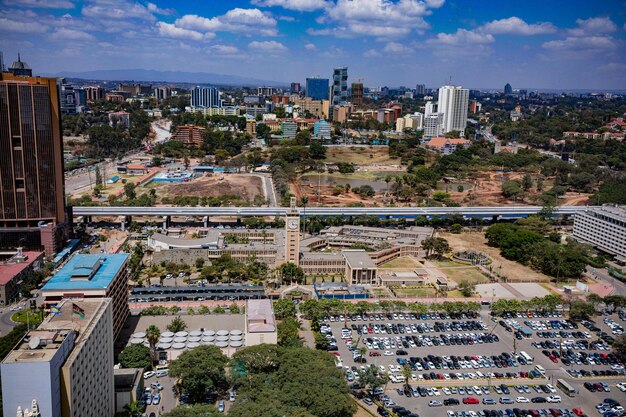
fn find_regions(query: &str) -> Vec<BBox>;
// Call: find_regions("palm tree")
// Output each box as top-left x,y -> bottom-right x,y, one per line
384,176 -> 392,200
402,365 -> 413,391
124,401 -> 145,417
299,196 -> 309,235
145,325 -> 161,365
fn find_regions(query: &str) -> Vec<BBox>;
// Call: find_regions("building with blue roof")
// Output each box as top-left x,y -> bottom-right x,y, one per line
42,253 -> 130,337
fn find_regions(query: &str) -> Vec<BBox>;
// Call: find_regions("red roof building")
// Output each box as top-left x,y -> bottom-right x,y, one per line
0,250 -> 44,305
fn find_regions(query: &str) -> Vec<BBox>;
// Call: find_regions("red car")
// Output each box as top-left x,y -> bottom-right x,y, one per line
572,408 -> 584,416
369,351 -> 381,357
463,397 -> 479,405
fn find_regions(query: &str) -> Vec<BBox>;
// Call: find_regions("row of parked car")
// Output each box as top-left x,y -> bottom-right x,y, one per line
354,320 -> 489,336
325,311 -> 481,323
566,368 -> 626,377
359,332 -> 500,351
396,352 -> 530,372
444,408 -> 584,417
534,345 -> 625,367
595,398 -> 623,417
497,311 -> 564,319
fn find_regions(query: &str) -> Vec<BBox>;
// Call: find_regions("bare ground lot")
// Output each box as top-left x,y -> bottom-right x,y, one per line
324,146 -> 401,166
440,232 -> 552,283
146,174 -> 264,201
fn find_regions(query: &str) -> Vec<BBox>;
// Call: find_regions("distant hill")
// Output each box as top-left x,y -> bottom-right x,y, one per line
43,68 -> 287,87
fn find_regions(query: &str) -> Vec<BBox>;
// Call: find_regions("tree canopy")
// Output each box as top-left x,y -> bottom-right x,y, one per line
118,344 -> 151,370
168,345 -> 229,403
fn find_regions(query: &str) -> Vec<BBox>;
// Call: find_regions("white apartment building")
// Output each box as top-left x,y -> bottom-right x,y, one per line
437,85 -> 469,135
572,206 -> 626,261
423,113 -> 444,138
425,101 -> 436,117
1,299 -> 114,417
396,112 -> 424,132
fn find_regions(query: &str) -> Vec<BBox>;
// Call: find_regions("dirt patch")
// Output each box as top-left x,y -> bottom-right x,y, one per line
446,171 -> 591,206
325,146 -> 401,165
161,174 -> 264,199
440,232 -> 552,283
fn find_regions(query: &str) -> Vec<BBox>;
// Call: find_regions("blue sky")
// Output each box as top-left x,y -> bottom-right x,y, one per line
1,0 -> 625,89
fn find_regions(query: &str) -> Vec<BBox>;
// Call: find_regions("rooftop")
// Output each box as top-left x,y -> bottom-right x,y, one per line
343,250 -> 377,269
42,254 -> 128,291
0,251 -> 42,285
246,299 -> 276,333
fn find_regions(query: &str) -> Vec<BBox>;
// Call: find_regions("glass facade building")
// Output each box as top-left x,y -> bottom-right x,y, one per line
305,77 -> 329,101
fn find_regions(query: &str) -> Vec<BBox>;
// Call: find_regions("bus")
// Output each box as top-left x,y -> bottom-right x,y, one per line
556,379 -> 576,397
519,351 -> 534,365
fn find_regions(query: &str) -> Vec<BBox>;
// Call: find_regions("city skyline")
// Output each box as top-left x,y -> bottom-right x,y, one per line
0,1 -> 625,89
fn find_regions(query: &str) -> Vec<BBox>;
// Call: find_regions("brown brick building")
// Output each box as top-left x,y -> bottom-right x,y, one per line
171,125 -> 206,148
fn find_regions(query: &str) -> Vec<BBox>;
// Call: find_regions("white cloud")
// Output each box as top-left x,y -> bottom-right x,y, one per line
364,48 -> 382,58
51,28 -> 95,40
98,41 -> 114,48
251,0 -> 329,12
156,22 -> 210,41
3,0 -> 74,8
599,62 -> 626,71
210,44 -> 240,54
310,0 -> 444,39
82,0 -> 155,21
481,17 -> 556,35
147,2 -> 174,16
176,8 -> 278,37
304,42 -> 317,50
277,15 -> 295,22
383,41 -> 411,53
0,17 -> 48,33
568,17 -> 617,36
428,28 -> 494,46
542,36 -> 616,52
248,40 -> 287,53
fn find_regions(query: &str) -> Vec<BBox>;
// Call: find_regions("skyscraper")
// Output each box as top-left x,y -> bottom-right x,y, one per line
8,54 -> 32,77
191,86 -> 221,108
504,83 -> 513,95
0,73 -> 69,255
415,84 -> 426,95
331,66 -> 348,106
437,85 -> 469,135
290,82 -> 301,94
351,82 -> 363,106
305,77 -> 329,100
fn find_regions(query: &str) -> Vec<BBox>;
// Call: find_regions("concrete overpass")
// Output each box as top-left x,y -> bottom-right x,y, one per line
73,205 -> 595,221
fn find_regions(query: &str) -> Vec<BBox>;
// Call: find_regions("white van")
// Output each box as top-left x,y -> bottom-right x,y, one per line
534,365 -> 545,374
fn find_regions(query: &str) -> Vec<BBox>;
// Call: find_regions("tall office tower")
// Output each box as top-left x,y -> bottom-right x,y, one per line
415,84 -> 426,95
257,86 -> 274,96
1,298 -> 114,417
424,101 -> 437,117
0,51 -> 4,72
191,86 -> 221,108
504,83 -> 513,95
351,82 -> 363,106
437,85 -> 469,135
331,66 -> 348,106
8,54 -> 32,77
305,77 -> 329,100
58,79 -> 77,115
290,82 -> 301,94
153,86 -> 171,101
0,73 -> 69,256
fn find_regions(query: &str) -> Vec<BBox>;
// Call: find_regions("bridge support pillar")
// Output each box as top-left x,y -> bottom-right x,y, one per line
203,216 -> 209,228
492,215 -> 500,222
121,216 -> 131,231
162,216 -> 171,230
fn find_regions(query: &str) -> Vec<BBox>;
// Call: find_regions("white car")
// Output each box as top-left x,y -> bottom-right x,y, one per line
516,397 -> 529,403
545,384 -> 556,393
617,382 -> 626,392
546,396 -> 561,403
143,371 -> 155,379
383,350 -> 393,356
432,388 -> 440,396
428,400 -> 443,407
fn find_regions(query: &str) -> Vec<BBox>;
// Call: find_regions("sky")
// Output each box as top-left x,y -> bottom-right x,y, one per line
0,0 -> 625,89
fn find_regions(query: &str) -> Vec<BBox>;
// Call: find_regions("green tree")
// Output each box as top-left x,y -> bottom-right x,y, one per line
613,334 -> 626,356
195,257 -> 205,270
501,180 -> 523,200
277,317 -> 302,347
124,182 -> 137,200
273,299 -> 297,319
522,174 -> 533,191
145,325 -> 161,364
279,262 -> 305,284
309,141 -> 327,159
161,404 -> 221,417
569,300 -> 597,321
421,237 -> 450,259
458,280 -> 475,297
166,316 -> 187,333
119,344 -> 151,370
500,228 -> 543,263
169,345 -> 229,403
123,401 -> 145,417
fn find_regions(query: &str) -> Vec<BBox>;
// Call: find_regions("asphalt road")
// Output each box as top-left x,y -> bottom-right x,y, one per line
143,374 -> 177,416
587,266 -> 626,297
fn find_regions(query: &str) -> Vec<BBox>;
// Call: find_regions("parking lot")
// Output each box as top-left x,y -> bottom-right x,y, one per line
322,308 -> 625,417
141,372 -> 177,416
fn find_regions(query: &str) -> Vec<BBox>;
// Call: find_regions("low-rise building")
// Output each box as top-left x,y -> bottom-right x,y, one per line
114,368 -> 144,415
313,119 -> 332,139
41,254 -> 129,338
108,111 -> 130,128
245,299 -> 277,346
171,125 -> 206,148
424,137 -> 470,155
0,249 -> 44,305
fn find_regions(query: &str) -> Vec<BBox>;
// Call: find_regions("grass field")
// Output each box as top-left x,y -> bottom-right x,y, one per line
380,257 -> 420,269
324,146 -> 401,165
12,309 -> 43,325
431,259 -> 468,267
439,267 -> 489,285
391,287 -> 438,297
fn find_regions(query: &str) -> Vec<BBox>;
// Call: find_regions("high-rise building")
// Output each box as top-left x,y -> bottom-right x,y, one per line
0,51 -> 4,72
305,77 -> 329,101
8,54 -> 32,77
415,84 -> 426,95
423,113 -> 444,138
504,83 -> 513,95
331,67 -> 348,106
1,298 -> 115,417
290,82 -> 301,94
573,206 -> 626,260
424,101 -> 437,117
191,86 -> 221,108
284,197 -> 300,266
153,86 -> 170,101
257,86 -> 274,96
84,86 -> 105,102
437,85 -> 469,135
0,73 -> 69,256
351,82 -> 363,106
58,79 -> 78,115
